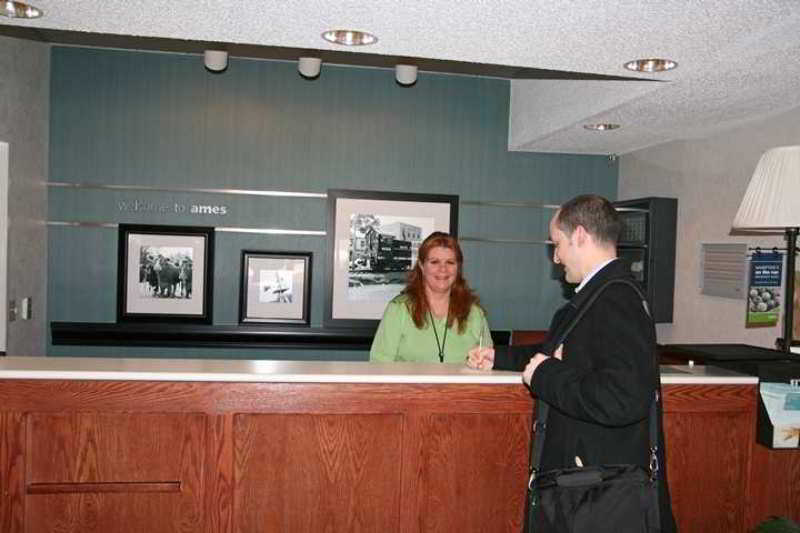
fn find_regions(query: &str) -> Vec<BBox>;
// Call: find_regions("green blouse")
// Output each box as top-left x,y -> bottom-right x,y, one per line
369,294 -> 492,363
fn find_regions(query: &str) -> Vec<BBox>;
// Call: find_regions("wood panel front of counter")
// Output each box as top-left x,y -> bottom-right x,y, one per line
0,380 -> 532,533
662,383 -> 757,532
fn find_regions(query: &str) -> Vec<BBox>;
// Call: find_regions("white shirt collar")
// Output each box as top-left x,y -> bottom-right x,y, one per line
575,258 -> 617,293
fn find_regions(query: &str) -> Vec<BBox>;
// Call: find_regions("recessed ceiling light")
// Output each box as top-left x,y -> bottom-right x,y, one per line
1,0 -> 43,18
321,29 -> 378,46
583,123 -> 621,131
623,58 -> 677,73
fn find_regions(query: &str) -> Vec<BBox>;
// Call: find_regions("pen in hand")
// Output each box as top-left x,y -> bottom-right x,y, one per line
467,331 -> 488,370
477,331 -> 485,369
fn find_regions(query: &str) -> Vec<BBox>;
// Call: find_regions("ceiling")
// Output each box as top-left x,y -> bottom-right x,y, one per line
3,0 -> 800,155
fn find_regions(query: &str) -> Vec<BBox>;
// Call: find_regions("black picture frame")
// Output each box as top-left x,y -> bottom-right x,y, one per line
324,189 -> 459,328
117,224 -> 214,323
239,250 -> 312,326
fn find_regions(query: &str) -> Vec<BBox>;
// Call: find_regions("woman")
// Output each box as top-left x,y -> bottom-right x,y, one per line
369,232 -> 492,363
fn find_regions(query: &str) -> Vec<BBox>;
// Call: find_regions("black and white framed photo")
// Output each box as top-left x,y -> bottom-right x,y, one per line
325,189 -> 459,328
117,224 -> 214,323
239,251 -> 312,325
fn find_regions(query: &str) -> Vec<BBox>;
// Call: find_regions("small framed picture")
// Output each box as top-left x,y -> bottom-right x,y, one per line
239,251 -> 312,325
117,224 -> 214,323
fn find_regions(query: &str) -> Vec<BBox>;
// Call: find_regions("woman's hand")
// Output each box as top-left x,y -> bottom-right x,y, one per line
466,346 -> 495,370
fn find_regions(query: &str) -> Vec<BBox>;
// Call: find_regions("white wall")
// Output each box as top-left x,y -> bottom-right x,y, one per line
0,143 -> 7,353
619,106 -> 800,348
0,34 -> 49,356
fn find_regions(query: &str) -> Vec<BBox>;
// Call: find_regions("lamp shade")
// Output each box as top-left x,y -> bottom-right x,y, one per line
733,146 -> 800,230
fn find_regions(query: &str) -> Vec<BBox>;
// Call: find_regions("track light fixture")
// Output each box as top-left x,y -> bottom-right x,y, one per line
395,64 -> 418,86
204,50 -> 228,72
298,57 -> 322,79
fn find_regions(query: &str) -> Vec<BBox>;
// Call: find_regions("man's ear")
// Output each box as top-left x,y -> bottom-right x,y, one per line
573,225 -> 588,246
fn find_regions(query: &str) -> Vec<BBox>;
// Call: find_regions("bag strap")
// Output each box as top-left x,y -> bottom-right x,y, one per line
528,278 -> 660,483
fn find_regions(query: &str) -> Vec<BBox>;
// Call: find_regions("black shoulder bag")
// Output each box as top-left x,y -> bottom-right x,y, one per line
526,278 -> 662,533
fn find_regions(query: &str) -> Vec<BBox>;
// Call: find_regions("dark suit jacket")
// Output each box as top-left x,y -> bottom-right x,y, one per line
495,259 -> 676,531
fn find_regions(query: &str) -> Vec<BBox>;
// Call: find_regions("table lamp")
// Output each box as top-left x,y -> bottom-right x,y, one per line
733,145 -> 800,352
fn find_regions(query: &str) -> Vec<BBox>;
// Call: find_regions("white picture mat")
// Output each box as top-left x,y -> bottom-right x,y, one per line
126,233 -> 207,315
332,198 -> 451,320
246,256 -> 307,320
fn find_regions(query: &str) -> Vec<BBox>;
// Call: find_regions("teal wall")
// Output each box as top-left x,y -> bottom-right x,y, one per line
47,46 -> 618,359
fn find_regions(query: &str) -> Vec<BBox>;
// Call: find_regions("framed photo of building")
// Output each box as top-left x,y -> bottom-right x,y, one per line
239,250 -> 312,325
117,224 -> 214,323
324,189 -> 459,328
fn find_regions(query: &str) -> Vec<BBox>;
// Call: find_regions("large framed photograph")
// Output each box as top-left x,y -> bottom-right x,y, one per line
239,251 -> 312,325
325,189 -> 458,328
117,224 -> 214,323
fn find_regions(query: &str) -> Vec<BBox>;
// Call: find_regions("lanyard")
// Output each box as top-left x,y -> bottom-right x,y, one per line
429,311 -> 448,363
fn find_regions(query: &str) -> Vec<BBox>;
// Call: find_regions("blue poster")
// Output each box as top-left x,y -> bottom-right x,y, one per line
747,251 -> 782,327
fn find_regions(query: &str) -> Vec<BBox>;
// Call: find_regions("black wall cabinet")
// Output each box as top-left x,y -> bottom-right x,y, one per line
614,197 -> 678,323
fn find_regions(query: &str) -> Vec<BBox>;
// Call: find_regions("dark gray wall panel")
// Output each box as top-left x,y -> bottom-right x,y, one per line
47,46 -> 617,359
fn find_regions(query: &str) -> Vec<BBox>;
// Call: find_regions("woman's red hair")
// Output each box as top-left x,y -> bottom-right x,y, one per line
403,232 -> 482,333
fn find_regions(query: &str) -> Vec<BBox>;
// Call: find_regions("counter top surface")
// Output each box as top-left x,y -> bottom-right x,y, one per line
0,357 -> 758,384
659,364 -> 757,384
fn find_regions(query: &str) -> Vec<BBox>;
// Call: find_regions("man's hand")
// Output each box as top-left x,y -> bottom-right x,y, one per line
466,346 -> 495,370
522,344 -> 563,386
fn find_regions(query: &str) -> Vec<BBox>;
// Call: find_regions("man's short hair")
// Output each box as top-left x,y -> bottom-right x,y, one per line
555,194 -> 621,246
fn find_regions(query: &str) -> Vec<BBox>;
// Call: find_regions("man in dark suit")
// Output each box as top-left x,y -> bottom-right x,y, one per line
468,194 -> 675,532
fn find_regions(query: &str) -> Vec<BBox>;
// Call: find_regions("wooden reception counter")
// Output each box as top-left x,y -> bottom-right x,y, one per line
0,358 -> 763,532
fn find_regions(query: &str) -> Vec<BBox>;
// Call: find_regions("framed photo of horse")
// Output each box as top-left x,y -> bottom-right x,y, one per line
117,224 -> 215,323
239,250 -> 312,325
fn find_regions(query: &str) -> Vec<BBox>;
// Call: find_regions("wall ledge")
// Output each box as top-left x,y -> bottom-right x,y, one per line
51,322 -> 511,350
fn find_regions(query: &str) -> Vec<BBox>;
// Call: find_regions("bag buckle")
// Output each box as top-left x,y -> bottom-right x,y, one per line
649,446 -> 659,481
528,468 -> 537,491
